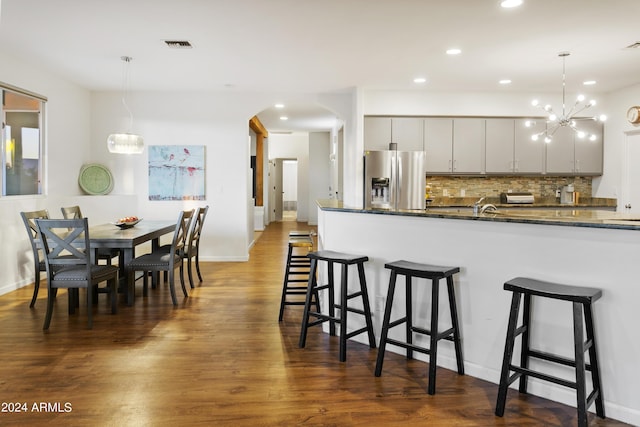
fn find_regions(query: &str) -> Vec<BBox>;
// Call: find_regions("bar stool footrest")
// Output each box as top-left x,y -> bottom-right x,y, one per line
345,326 -> 373,340
385,337 -> 431,355
334,303 -> 367,316
511,365 -> 577,389
411,325 -> 456,342
528,349 -> 593,371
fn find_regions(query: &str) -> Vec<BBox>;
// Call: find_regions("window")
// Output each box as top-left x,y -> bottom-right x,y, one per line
1,84 -> 46,196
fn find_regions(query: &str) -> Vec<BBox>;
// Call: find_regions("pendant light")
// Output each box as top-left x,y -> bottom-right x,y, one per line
107,56 -> 144,154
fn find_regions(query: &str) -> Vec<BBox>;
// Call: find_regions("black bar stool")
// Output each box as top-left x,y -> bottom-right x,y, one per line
298,250 -> 376,362
375,260 -> 464,395
495,277 -> 605,427
278,235 -> 319,321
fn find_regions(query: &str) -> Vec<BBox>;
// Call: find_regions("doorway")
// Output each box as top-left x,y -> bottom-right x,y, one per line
271,158 -> 298,222
282,160 -> 298,221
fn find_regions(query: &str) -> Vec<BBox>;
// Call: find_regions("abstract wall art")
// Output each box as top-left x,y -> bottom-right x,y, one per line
148,145 -> 205,200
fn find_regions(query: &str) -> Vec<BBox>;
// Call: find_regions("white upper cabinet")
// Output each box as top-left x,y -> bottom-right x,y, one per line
364,117 -> 423,151
364,117 -> 392,151
391,117 -> 424,151
452,118 -> 485,174
545,120 -> 603,175
574,120 -> 603,174
485,119 -> 545,174
485,118 -> 514,173
366,115 -> 602,176
424,118 -> 484,174
424,118 -> 453,173
514,119 -> 546,173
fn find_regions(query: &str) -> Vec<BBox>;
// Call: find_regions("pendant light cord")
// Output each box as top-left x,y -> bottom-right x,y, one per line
120,56 -> 134,133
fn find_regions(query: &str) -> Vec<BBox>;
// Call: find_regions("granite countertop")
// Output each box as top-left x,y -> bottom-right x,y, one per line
317,199 -> 640,231
425,196 -> 617,209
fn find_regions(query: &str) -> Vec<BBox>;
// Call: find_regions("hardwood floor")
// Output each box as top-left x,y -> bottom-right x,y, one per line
0,221 -> 629,426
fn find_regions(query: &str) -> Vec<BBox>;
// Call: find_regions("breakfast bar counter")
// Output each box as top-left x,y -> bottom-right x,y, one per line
315,200 -> 639,425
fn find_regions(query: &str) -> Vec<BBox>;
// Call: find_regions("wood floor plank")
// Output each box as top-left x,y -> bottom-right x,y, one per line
0,220 -> 630,426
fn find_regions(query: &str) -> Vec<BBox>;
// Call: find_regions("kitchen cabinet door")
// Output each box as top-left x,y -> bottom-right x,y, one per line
424,118 -> 453,173
364,117 -> 424,151
453,118 -> 484,173
514,119 -> 545,173
485,119 -> 515,173
364,117 -> 392,151
574,120 -> 603,175
545,125 -> 576,174
391,117 -> 424,151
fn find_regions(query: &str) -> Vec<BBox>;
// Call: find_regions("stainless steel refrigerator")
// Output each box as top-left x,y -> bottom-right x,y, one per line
364,149 -> 426,210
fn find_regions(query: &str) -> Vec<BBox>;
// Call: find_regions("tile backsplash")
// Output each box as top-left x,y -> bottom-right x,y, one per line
426,176 -> 592,198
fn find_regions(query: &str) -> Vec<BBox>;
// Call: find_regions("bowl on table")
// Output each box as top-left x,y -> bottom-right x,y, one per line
112,217 -> 142,229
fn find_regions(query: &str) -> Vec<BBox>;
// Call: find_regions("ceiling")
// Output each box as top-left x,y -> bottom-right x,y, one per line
1,0 -> 639,133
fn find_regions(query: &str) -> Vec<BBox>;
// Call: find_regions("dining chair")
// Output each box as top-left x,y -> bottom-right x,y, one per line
184,205 -> 209,287
160,206 -> 209,288
35,218 -> 119,330
20,209 -> 50,308
61,205 -> 121,265
127,209 -> 194,306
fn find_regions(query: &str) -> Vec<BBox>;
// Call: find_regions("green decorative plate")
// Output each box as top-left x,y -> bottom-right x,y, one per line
78,163 -> 114,195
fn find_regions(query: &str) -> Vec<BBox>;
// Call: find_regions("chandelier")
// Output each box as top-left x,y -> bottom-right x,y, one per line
107,56 -> 144,154
526,52 -> 606,144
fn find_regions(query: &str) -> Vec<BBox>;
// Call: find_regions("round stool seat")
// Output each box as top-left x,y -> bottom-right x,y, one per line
308,250 -> 368,265
385,260 -> 459,279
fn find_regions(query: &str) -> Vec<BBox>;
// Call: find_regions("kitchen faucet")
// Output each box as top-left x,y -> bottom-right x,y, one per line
473,197 -> 485,215
480,203 -> 498,214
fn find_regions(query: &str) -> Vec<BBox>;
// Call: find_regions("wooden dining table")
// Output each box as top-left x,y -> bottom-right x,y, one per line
88,220 -> 176,305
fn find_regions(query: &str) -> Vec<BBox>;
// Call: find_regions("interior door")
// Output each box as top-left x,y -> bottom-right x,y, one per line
273,159 -> 283,221
622,131 -> 640,213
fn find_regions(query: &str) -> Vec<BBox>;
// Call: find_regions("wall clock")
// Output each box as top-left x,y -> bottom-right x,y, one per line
627,106 -> 640,124
78,163 -> 114,195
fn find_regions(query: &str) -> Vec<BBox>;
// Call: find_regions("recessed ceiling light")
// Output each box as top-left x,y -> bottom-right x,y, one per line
583,80 -> 596,86
499,79 -> 512,85
413,77 -> 427,84
275,103 -> 285,109
446,48 -> 462,55
280,116 -> 288,121
500,0 -> 523,8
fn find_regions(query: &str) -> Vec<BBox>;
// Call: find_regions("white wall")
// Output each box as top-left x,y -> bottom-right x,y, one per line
0,51 -> 94,295
593,83 -> 640,202
268,133 -> 310,222
90,90 -> 273,262
308,132 -> 330,225
317,90 -> 359,207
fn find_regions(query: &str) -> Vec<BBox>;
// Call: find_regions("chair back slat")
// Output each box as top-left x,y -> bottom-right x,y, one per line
188,205 -> 209,248
171,210 -> 194,255
61,205 -> 83,220
20,209 -> 50,240
36,218 -> 91,273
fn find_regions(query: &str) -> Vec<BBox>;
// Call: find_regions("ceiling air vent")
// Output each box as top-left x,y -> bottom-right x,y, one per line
624,41 -> 640,49
164,40 -> 193,49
